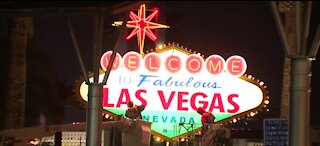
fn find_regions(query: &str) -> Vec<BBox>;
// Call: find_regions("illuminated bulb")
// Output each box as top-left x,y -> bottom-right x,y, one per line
197,53 -> 201,55
248,75 -> 252,79
29,138 -> 40,145
157,44 -> 163,50
166,141 -> 170,146
104,114 -> 109,119
266,109 -> 270,112
259,82 -> 264,86
156,137 -> 161,142
266,96 -> 270,99
264,100 -> 270,104
233,119 -> 237,123
250,112 -> 255,117
181,138 -> 185,142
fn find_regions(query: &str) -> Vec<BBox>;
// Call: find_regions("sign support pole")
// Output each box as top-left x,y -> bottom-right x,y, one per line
86,83 -> 103,146
86,11 -> 105,146
271,1 -> 319,146
289,57 -> 311,146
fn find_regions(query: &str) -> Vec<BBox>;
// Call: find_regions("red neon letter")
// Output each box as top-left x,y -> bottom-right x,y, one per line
209,93 -> 225,112
186,55 -> 203,74
227,94 -> 239,113
135,89 -> 147,106
190,92 -> 208,111
102,88 -> 114,107
205,55 -> 225,75
100,51 -> 121,71
226,55 -> 247,77
158,91 -> 175,110
144,53 -> 161,72
165,55 -> 181,73
177,91 -> 189,111
123,52 -> 141,71
116,88 -> 131,107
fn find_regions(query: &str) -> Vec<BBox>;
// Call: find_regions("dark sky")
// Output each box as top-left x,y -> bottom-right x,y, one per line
25,1 -> 320,124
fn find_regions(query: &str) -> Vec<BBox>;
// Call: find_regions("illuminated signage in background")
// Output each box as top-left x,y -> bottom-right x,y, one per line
78,43 -> 269,140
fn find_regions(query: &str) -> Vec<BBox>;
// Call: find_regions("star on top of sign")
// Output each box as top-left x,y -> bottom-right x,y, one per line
126,4 -> 169,55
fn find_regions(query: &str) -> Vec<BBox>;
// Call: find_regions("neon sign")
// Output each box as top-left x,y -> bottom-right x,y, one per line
126,4 -> 169,55
78,43 -> 269,140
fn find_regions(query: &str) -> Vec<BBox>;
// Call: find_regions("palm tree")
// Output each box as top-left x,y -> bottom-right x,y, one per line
278,1 -> 297,119
4,17 -> 33,129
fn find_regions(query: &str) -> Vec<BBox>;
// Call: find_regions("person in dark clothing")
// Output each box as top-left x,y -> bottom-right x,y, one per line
125,101 -> 145,119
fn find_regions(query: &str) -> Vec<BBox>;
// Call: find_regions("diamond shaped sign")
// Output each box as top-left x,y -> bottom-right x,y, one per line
78,43 -> 269,140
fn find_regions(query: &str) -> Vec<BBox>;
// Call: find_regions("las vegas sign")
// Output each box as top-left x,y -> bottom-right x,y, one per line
78,43 -> 269,140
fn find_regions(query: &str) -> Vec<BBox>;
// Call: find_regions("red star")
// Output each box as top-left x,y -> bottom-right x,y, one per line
126,4 -> 169,55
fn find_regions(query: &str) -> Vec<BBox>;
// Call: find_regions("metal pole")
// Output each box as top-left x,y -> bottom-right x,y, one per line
308,23 -> 320,58
270,1 -> 291,57
301,2 -> 312,52
289,57 -> 311,146
102,17 -> 128,85
86,83 -> 103,146
296,1 -> 302,55
86,9 -> 104,146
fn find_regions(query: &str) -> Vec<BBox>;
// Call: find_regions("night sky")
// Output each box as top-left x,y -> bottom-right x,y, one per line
1,1 -> 319,126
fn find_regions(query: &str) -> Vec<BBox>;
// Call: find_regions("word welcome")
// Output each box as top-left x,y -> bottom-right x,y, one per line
101,51 -> 247,77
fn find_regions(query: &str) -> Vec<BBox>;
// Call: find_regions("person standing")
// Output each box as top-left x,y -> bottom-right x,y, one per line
125,101 -> 145,119
196,107 -> 215,135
